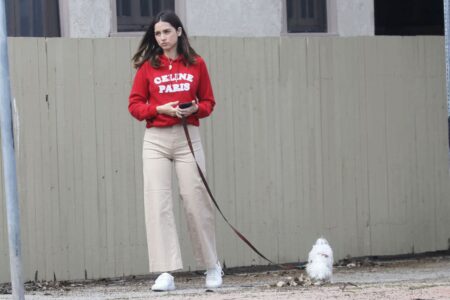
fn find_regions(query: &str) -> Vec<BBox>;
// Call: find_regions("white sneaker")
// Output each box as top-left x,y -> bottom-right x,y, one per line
205,261 -> 224,289
151,273 -> 176,291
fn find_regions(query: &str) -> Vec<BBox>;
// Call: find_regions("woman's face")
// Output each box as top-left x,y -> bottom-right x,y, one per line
154,21 -> 181,54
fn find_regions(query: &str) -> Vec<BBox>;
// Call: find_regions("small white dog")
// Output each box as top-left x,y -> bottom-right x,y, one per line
306,237 -> 333,283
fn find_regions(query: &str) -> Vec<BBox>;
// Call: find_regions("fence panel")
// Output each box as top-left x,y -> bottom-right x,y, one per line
1,36 -> 449,282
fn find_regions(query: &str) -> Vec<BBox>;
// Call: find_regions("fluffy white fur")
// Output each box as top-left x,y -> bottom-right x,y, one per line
306,238 -> 333,282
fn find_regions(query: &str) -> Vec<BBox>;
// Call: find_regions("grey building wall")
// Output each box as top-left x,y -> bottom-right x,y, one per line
59,0 -> 112,37
336,0 -> 375,36
182,0 -> 283,37
59,0 -> 375,37
183,0 -> 375,37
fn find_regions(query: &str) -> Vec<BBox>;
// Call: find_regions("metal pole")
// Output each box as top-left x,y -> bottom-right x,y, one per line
444,0 -> 450,164
0,1 -> 25,299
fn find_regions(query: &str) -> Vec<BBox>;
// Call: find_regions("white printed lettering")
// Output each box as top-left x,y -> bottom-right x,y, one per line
165,85 -> 173,93
172,84 -> 181,92
178,73 -> 187,81
155,73 -> 194,94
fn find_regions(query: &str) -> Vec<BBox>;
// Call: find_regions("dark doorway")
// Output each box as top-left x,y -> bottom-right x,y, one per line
116,0 -> 175,32
375,0 -> 444,35
6,0 -> 60,37
286,0 -> 327,33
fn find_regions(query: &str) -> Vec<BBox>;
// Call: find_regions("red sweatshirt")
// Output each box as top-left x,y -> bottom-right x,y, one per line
128,55 -> 215,128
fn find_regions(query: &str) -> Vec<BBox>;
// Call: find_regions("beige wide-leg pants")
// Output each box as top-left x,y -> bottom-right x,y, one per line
142,124 -> 218,273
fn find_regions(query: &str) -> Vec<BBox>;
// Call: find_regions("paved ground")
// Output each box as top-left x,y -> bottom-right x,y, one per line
1,255 -> 450,299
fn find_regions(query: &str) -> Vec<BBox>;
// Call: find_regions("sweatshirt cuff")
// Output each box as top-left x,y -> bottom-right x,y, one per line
147,104 -> 158,119
196,103 -> 209,118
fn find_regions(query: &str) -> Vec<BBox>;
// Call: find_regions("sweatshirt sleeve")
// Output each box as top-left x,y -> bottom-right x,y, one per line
195,58 -> 216,118
128,64 -> 158,121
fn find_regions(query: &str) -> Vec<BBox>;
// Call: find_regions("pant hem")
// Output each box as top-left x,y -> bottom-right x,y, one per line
149,264 -> 183,273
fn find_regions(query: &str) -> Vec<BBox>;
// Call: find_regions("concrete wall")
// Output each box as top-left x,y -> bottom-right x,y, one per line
1,36 -> 449,283
59,0 -> 112,37
336,0 -> 375,36
183,0 -> 375,37
58,0 -> 374,37
183,0 -> 283,37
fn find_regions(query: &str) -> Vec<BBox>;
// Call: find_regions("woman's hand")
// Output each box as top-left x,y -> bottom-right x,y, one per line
156,101 -> 179,117
175,101 -> 198,118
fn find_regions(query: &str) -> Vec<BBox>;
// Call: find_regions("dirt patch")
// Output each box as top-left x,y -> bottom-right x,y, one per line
1,254 -> 450,299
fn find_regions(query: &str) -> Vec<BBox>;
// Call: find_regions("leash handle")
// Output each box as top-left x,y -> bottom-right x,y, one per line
181,118 -> 295,269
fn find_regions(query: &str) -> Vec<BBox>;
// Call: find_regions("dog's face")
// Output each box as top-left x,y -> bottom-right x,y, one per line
315,238 -> 329,246
310,238 -> 332,253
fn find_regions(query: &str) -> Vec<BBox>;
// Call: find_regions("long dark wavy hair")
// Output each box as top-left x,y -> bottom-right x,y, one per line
132,10 -> 197,69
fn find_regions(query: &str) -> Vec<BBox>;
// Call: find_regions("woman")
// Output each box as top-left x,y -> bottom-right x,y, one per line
128,10 -> 222,291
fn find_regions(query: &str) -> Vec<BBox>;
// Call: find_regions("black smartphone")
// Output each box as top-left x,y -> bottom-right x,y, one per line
179,102 -> 193,109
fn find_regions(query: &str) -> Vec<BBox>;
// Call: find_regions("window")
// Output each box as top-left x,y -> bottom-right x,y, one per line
116,0 -> 175,32
286,0 -> 327,33
375,0 -> 443,35
6,0 -> 60,37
